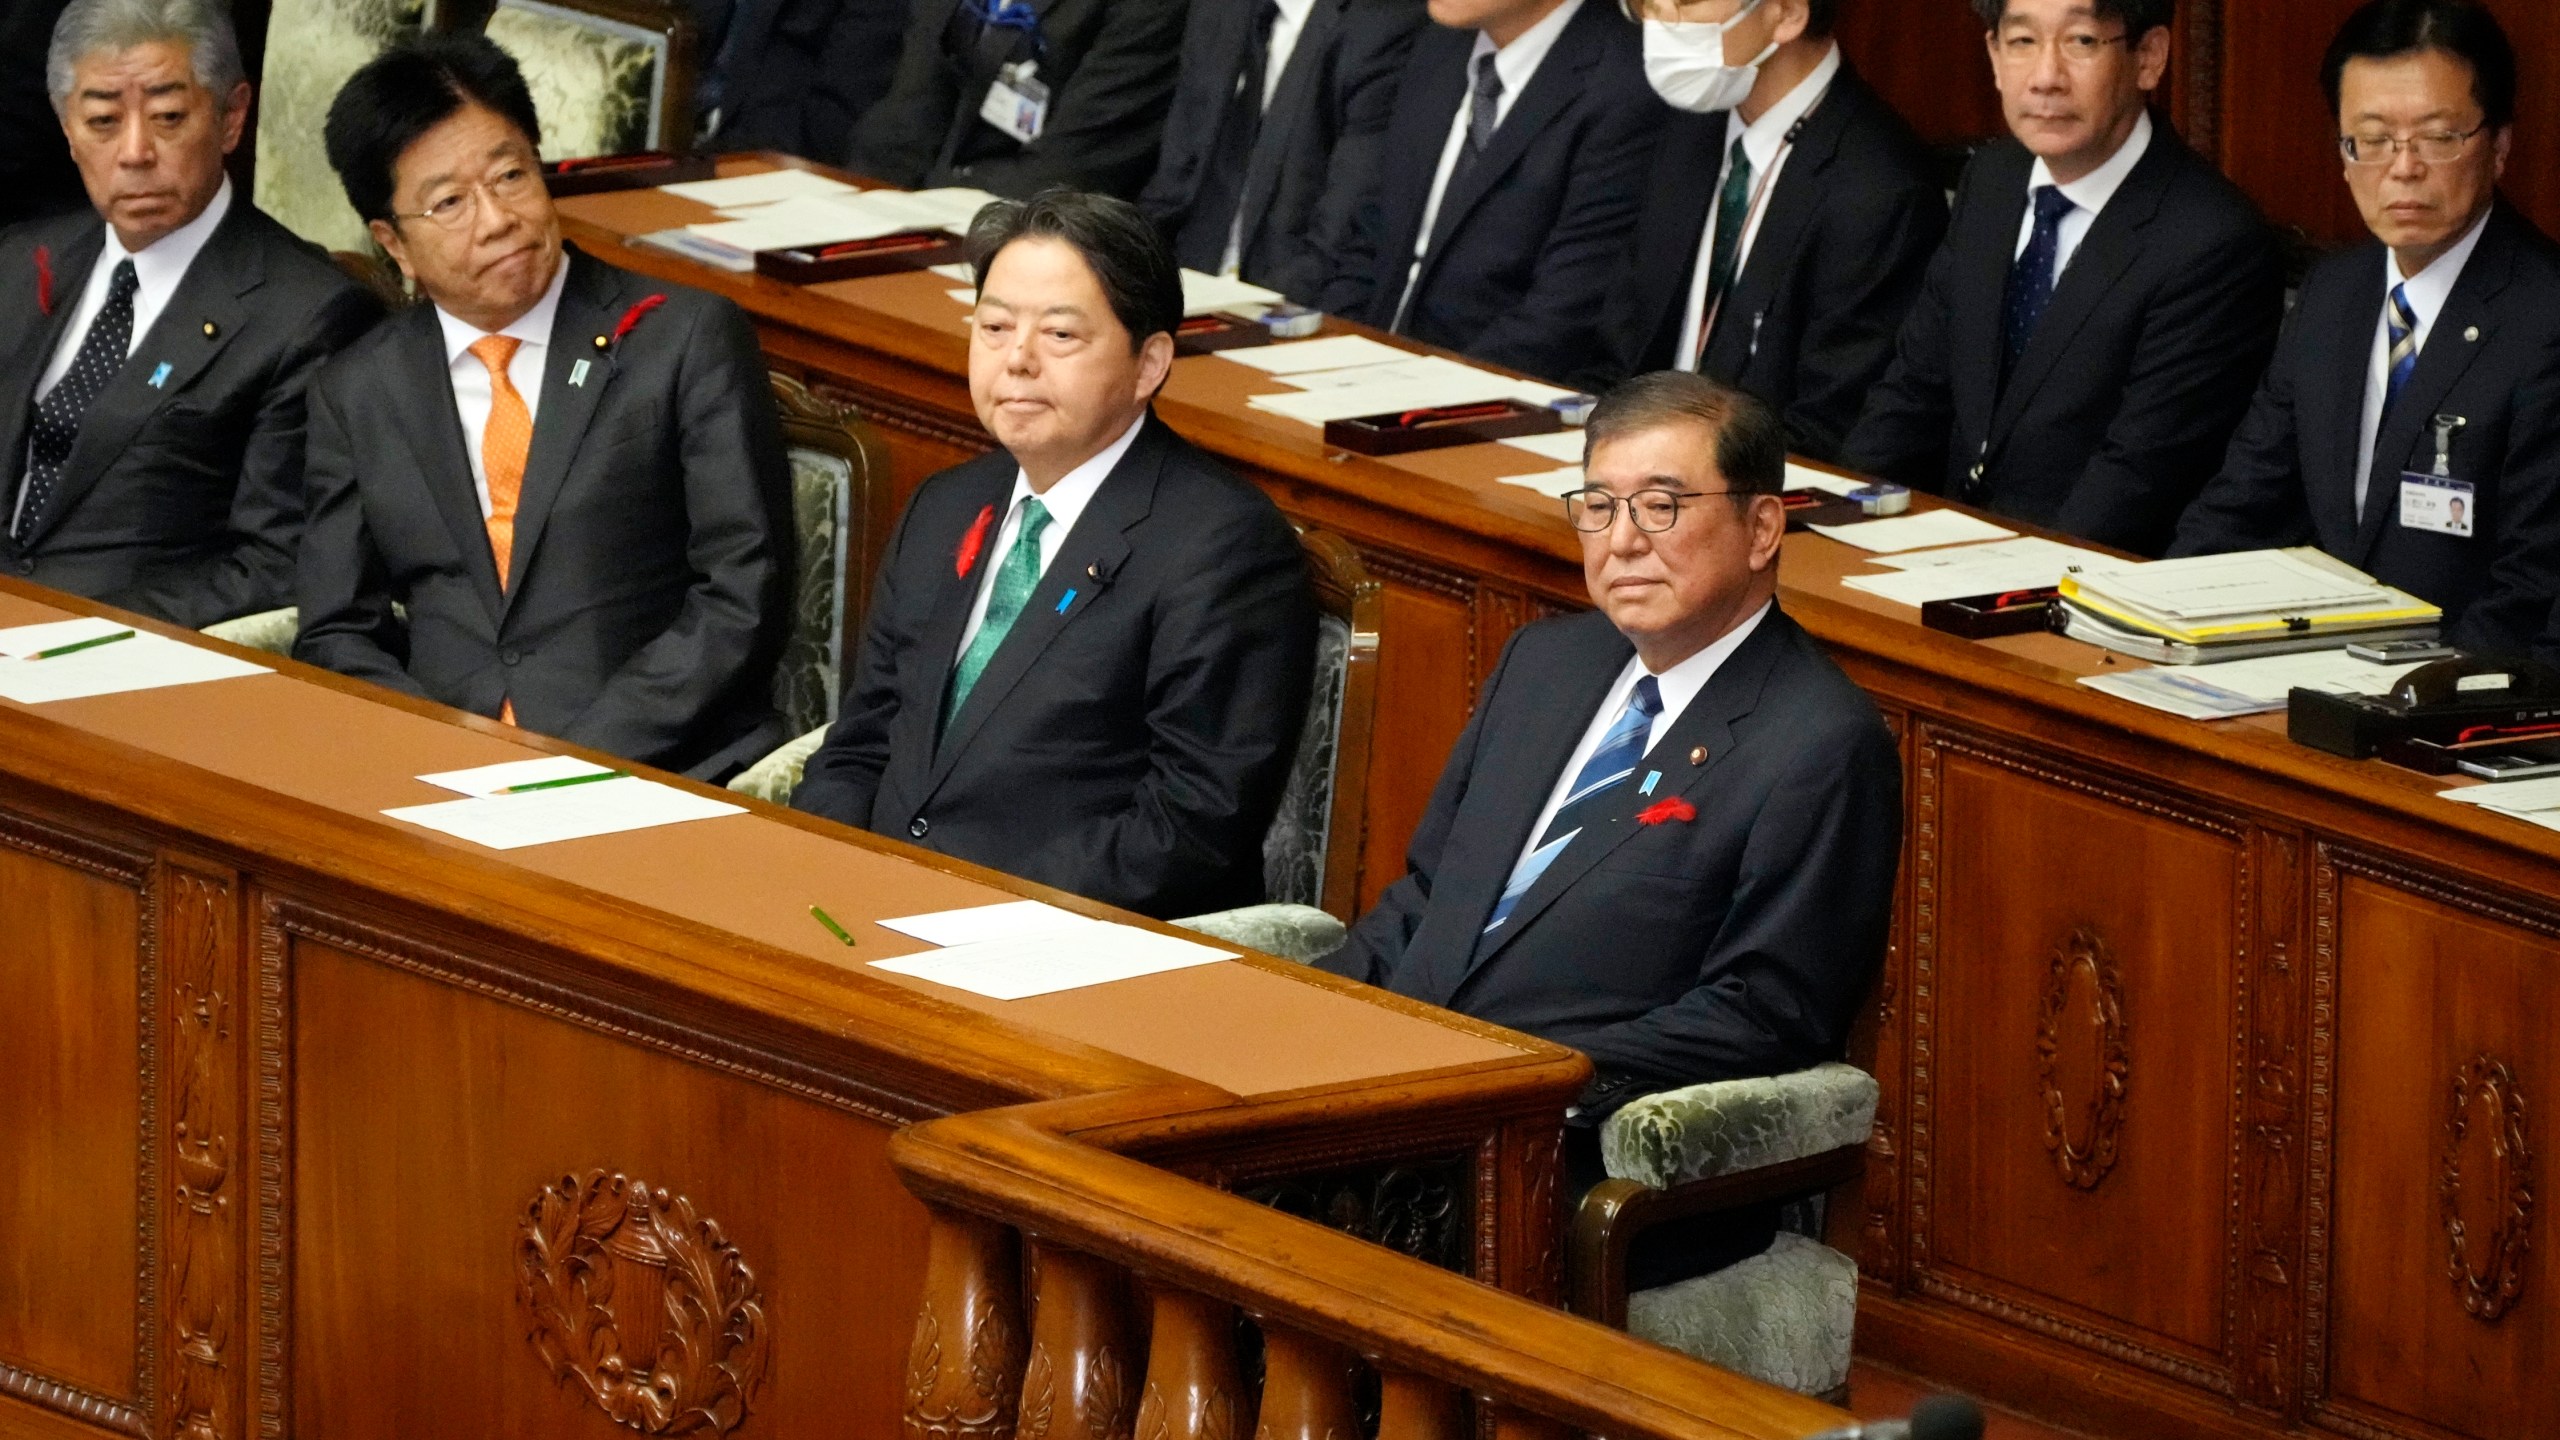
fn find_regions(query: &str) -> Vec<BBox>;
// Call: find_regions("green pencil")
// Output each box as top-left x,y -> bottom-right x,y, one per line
31,629 -> 135,659
495,770 -> 628,795
810,905 -> 857,946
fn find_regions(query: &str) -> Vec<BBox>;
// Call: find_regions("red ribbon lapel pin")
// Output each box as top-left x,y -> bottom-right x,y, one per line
586,293 -> 667,383
1635,796 -> 1697,827
955,503 -> 996,579
35,245 -> 53,317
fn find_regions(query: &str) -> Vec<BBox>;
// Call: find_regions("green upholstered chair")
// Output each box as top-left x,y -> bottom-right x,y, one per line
480,0 -> 695,161
253,0 -> 431,252
1569,1062 -> 1878,1401
201,607 -> 300,654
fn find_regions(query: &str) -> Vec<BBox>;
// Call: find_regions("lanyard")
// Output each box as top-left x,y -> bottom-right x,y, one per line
1695,84 -> 1828,358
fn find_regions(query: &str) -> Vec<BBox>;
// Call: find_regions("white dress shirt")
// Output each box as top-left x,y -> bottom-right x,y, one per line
1218,0 -> 1323,275
2354,206 -> 2491,515
2012,108 -> 2152,275
953,412 -> 1145,658
35,178 -> 234,402
1392,0 -> 1586,329
433,254 -> 569,518
1510,599 -> 1772,871
1674,42 -> 1841,370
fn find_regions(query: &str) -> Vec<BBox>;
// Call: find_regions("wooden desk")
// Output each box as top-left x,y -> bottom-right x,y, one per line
0,583 -> 1585,1440
561,159 -> 2560,1440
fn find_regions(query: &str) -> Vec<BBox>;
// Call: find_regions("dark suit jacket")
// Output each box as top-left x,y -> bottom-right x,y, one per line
0,200 -> 381,627
847,0 -> 1189,198
1588,59 -> 1945,463
1137,0 -> 1426,305
0,0 -> 82,227
712,0 -> 914,161
1317,1 -> 1662,380
2172,205 -> 2560,657
1841,125 -> 2282,555
1320,606 -> 1902,1110
794,415 -> 1317,919
295,249 -> 794,779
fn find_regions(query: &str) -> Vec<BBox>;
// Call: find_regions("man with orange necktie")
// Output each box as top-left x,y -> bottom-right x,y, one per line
295,34 -> 796,778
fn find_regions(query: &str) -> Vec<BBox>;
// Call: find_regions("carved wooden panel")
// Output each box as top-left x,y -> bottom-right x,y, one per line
2311,849 -> 2559,1440
906,1210 -> 1024,1440
1019,1244 -> 1134,1440
1245,1161 -> 1469,1277
1360,577 -> 1480,914
2236,828 -> 2307,1418
1909,726 -> 2244,1388
160,862 -> 243,1440
1858,710 -> 1913,1285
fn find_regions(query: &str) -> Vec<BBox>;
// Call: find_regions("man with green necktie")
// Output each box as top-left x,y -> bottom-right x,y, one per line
794,190 -> 1318,920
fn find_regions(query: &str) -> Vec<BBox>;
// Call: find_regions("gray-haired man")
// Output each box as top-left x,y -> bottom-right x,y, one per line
0,0 -> 380,627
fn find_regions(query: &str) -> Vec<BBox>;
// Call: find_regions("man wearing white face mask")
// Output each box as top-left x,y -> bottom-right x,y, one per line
1587,0 -> 1944,464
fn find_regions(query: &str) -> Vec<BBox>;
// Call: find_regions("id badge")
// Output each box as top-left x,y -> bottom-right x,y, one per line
2400,471 -> 2476,538
979,63 -> 1049,143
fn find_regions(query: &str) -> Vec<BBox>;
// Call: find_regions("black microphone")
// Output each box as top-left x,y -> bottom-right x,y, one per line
1801,1395 -> 1985,1440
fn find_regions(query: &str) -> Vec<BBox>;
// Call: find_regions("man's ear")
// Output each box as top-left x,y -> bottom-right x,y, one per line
219,80 -> 251,153
368,218 -> 416,282
2134,25 -> 2171,93
1767,0 -> 1811,49
2493,124 -> 2514,182
1135,330 -> 1176,401
1746,492 -> 1787,572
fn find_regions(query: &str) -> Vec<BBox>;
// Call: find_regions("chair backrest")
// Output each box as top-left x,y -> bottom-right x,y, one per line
766,373 -> 893,737
1261,530 -> 1382,918
329,250 -> 411,310
254,0 -> 429,252
481,0 -> 695,160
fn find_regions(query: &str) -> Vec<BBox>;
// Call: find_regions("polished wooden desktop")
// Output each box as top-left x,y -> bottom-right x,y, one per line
552,158 -> 2560,1440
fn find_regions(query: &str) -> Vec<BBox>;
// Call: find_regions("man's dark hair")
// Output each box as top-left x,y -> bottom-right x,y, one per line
2320,0 -> 2515,130
1968,0 -> 2173,41
324,32 -> 543,225
1584,372 -> 1788,500
964,189 -> 1183,350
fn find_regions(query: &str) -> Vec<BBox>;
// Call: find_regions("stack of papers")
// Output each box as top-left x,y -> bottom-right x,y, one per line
660,169 -> 858,208
681,186 -> 1003,254
0,617 -> 268,703
2080,649 -> 2425,720
1245,356 -> 1574,426
1218,335 -> 1413,375
1179,270 -> 1285,316
2440,776 -> 2560,834
1499,468 -> 1586,498
2061,549 -> 2439,649
383,759 -> 742,850
870,900 -> 1232,999
1841,536 -> 2129,607
1811,509 -> 2018,554
1502,431 -> 1586,463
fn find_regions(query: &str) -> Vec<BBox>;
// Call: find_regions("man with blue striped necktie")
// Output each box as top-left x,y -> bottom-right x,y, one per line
1321,371 -> 1901,1284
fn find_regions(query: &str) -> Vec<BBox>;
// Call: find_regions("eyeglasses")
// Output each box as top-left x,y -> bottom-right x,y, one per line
392,163 -> 542,231
1564,487 -> 1734,533
1992,30 -> 2130,67
2337,124 -> 2487,166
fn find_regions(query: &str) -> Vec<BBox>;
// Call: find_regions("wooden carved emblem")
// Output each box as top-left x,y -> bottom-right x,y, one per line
2035,926 -> 2130,1190
517,1171 -> 771,1434
2441,1056 -> 2534,1322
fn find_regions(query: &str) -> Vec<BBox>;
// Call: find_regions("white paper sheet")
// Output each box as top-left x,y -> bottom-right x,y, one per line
2438,774 -> 2560,812
946,286 -> 977,306
414,756 -> 618,797
877,899 -> 1101,946
1179,270 -> 1285,316
1810,509 -> 2018,553
0,615 -> 134,658
871,925 -> 1235,1000
1501,431 -> 1588,462
1246,359 -> 1573,425
660,169 -> 857,208
0,630 -> 268,704
687,196 -> 931,251
1217,335 -> 1412,375
1499,468 -> 1587,498
1841,538 -> 2130,607
891,187 -> 1005,231
1785,464 -> 1866,497
382,778 -> 743,850
930,262 -> 976,282
2082,550 -> 2391,621
2080,650 -> 2423,719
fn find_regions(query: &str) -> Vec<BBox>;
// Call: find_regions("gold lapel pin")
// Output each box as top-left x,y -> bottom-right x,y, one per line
2465,326 -> 2481,342
593,334 -> 609,350
1689,746 -> 1708,765
201,320 -> 217,338
1086,563 -> 1099,578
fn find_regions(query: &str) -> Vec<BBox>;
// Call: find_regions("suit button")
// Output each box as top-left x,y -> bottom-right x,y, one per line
500,648 -> 521,665
909,817 -> 929,839
11,561 -> 29,576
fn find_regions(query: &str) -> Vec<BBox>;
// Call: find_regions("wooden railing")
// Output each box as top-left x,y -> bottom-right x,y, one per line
892,1093 -> 1852,1440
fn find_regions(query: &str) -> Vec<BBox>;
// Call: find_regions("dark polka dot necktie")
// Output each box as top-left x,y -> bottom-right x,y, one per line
18,259 -> 139,543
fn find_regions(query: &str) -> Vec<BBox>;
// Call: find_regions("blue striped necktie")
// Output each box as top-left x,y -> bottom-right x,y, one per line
1482,674 -> 1663,936
2384,282 -> 2420,417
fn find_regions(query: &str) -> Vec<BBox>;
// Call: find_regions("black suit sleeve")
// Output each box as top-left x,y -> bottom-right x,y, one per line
1841,187 -> 1967,491
115,283 -> 383,629
2168,312 -> 2319,559
1268,2 -> 1424,306
1458,89 -> 1660,379
292,372 -> 423,696
1783,170 -> 1947,464
980,0 -> 1190,197
844,0 -> 958,186
558,300 -> 793,763
790,487 -> 929,827
2467,339 -> 2560,656
1568,714 -> 1902,1090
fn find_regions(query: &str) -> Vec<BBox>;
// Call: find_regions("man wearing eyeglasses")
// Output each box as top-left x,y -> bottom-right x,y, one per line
1841,0 -> 2280,556
296,34 -> 797,780
1323,371 -> 1899,1277
2174,0 -> 2560,660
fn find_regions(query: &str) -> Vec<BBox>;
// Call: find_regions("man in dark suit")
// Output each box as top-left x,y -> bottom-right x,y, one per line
1317,0 -> 1661,380
795,192 -> 1316,919
1588,0 -> 1944,465
1138,0 -> 1427,305
2176,0 -> 2560,658
1321,372 -> 1900,1275
0,0 -> 378,627
1841,0 -> 2282,556
848,0 -> 1189,199
298,35 -> 795,780
704,0 -> 913,162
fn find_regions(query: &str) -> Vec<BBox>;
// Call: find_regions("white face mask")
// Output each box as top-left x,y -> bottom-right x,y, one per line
1640,1 -> 1780,115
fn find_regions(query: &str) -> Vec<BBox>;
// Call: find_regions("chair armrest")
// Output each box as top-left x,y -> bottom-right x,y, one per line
725,725 -> 829,805
1568,1148 -> 1863,1327
200,606 -> 299,655
1170,904 -> 1345,965
1601,1062 -> 1878,1190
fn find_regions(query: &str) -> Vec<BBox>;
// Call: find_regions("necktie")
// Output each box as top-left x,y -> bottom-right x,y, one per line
946,496 -> 1052,724
1697,132 -> 1757,354
1481,675 -> 1663,938
1445,52 -> 1505,195
1174,0 -> 1281,273
2384,283 -> 2420,419
2001,184 -> 2076,376
17,259 -> 139,542
468,335 -> 532,588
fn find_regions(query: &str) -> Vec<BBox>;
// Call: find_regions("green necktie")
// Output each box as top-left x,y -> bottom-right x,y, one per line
946,496 -> 1052,723
1699,133 -> 1755,350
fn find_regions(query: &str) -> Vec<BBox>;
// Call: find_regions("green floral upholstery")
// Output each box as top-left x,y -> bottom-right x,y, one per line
202,607 -> 300,655
254,0 -> 428,251
1260,615 -> 1350,907
1626,1232 -> 1858,1396
486,0 -> 674,161
774,446 -> 852,737
727,724 -> 825,804
1172,903 -> 1344,964
1601,1062 -> 1878,1191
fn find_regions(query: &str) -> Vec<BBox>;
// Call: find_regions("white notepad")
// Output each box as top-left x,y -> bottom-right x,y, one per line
1501,431 -> 1587,463
414,756 -> 619,796
0,623 -> 268,704
1498,468 -> 1587,498
1217,335 -> 1412,375
871,924 -> 1234,1000
383,778 -> 742,850
660,169 -> 857,208
877,899 -> 1101,947
1810,509 -> 2018,553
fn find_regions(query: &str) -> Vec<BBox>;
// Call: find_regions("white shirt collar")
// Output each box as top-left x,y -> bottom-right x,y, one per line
2388,203 -> 2492,310
2028,108 -> 2152,218
1727,42 -> 1840,169
108,174 -> 232,295
1634,597 -> 1772,725
1470,0 -> 1585,107
1007,410 -> 1148,537
435,250 -> 571,366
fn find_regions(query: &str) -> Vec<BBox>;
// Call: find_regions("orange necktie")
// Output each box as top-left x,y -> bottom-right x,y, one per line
468,335 -> 531,726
